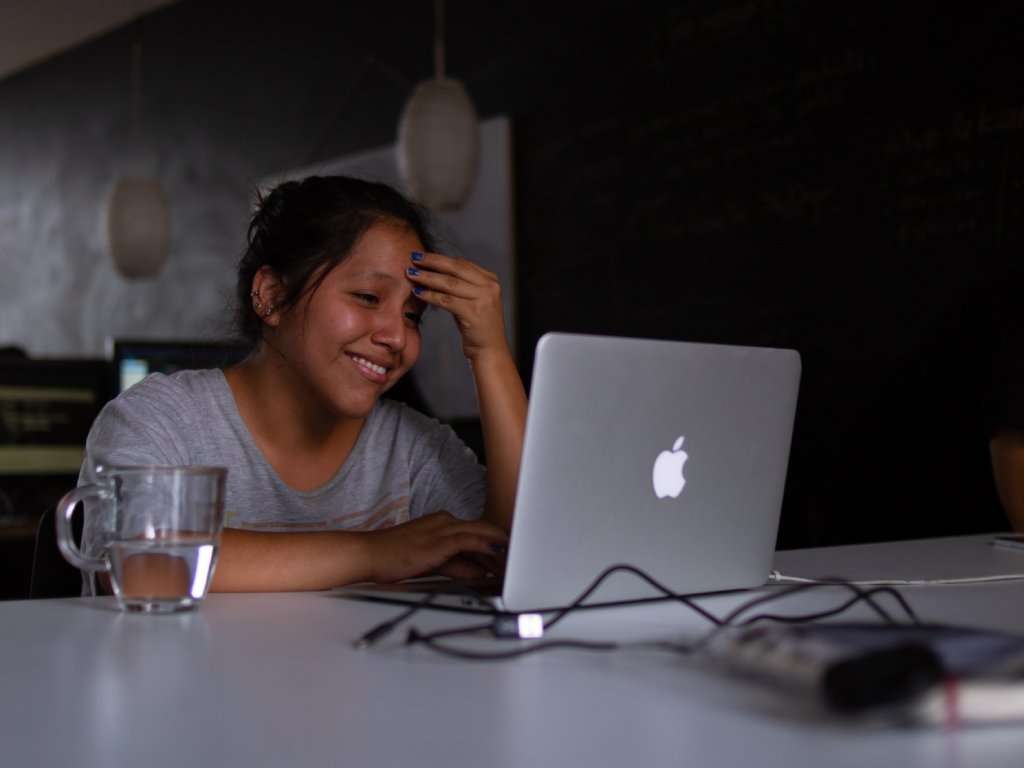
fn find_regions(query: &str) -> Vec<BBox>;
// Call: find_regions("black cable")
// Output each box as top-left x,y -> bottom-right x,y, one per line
357,563 -> 724,649
396,562 -> 725,649
406,628 -> 618,660
720,579 -> 919,628
403,572 -> 915,649
410,621 -> 495,642
405,582 -> 923,661
737,586 -> 920,628
798,574 -> 922,620
539,563 -> 725,631
352,592 -> 438,649
358,565 -> 923,661
685,585 -> 922,656
348,593 -> 499,616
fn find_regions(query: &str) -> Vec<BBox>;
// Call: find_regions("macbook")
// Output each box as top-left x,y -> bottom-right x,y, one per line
344,332 -> 801,613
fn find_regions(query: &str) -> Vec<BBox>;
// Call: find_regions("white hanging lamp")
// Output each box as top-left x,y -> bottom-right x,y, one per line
107,25 -> 169,279
397,0 -> 480,211
108,176 -> 169,279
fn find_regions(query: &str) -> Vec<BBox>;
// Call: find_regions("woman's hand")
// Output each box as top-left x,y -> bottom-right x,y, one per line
363,511 -> 508,584
406,251 -> 509,361
405,249 -> 527,533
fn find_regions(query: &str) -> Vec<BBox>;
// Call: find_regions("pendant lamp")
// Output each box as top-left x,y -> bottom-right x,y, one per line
108,176 -> 169,279
107,25 -> 169,279
397,0 -> 480,211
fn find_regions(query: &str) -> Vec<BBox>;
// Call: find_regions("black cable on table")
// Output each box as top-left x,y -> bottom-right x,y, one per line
359,565 -> 923,661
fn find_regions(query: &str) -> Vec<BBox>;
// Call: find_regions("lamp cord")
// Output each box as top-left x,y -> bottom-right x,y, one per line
434,0 -> 445,79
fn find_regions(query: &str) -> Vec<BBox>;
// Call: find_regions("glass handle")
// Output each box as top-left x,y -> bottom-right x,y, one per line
55,486 -> 109,573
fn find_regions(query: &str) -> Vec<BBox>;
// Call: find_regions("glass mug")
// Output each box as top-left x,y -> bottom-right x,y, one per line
56,465 -> 227,613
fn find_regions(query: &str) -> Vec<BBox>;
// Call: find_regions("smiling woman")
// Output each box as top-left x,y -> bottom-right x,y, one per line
79,176 -> 527,594
243,219 -> 429,428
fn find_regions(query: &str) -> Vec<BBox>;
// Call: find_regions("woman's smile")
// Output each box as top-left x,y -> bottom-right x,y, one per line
346,352 -> 391,384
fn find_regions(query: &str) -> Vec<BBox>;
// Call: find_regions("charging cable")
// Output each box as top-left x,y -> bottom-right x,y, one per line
354,565 -> 923,661
769,571 -> 1024,586
353,593 -> 438,649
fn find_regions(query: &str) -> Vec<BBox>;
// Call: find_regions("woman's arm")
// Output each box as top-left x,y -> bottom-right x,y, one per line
212,528 -> 371,592
405,251 -> 528,532
211,512 -> 509,592
471,350 -> 527,531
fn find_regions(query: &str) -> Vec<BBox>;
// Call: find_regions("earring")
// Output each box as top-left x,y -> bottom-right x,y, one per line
252,289 -> 275,318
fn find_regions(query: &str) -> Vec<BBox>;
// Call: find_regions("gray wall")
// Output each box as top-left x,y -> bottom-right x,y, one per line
1,5 -> 252,356
0,0 -> 569,356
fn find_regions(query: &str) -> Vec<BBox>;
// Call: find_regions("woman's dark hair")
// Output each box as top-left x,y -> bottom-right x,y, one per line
235,175 -> 436,347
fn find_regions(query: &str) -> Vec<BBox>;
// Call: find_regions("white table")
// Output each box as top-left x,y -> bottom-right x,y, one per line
3,534 -> 1024,767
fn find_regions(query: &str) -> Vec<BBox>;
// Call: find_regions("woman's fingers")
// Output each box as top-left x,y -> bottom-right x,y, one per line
405,250 -> 508,359
414,512 -> 509,562
366,512 -> 510,583
419,527 -> 506,570
440,519 -> 509,543
460,551 -> 506,577
435,557 -> 491,581
406,267 -> 478,300
441,531 -> 507,558
411,251 -> 496,286
419,511 -> 508,541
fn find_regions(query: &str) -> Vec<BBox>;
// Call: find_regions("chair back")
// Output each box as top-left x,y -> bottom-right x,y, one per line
30,504 -> 84,598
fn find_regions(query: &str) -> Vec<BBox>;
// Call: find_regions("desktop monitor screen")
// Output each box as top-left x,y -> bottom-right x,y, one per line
110,339 -> 250,395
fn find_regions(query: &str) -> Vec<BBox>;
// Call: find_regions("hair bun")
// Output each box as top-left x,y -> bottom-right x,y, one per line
249,180 -> 299,247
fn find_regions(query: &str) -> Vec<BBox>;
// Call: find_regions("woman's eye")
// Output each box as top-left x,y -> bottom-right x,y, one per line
354,293 -> 379,305
405,312 -> 424,327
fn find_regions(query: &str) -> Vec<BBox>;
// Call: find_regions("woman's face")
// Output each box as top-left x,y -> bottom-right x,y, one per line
274,221 -> 426,419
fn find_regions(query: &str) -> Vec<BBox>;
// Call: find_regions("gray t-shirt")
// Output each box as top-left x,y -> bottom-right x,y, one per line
80,369 -> 486,560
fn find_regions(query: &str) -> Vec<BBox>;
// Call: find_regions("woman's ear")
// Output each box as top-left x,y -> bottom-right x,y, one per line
251,266 -> 286,327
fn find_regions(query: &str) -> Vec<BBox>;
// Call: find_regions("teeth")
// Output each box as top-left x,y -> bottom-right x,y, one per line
351,355 -> 387,376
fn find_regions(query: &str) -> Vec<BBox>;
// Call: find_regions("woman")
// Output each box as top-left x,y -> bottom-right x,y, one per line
83,176 -> 527,592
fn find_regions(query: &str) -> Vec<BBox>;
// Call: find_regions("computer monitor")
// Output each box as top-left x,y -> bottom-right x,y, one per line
108,339 -> 250,396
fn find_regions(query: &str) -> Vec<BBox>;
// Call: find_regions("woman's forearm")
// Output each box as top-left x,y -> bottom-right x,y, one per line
471,348 -> 528,532
211,528 -> 372,592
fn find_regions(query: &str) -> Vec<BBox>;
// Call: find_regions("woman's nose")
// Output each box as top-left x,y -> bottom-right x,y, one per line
371,310 -> 407,352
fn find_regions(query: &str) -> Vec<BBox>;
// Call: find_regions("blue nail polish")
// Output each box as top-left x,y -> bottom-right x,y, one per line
411,251 -> 423,262
407,267 -> 420,276
413,286 -> 424,295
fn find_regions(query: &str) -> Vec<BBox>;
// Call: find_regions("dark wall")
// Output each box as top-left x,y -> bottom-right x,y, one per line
3,1 -> 1020,548
514,1 -> 1023,547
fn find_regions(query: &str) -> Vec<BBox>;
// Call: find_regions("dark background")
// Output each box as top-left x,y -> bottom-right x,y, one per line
509,1 -> 1024,547
2,1 -> 1023,586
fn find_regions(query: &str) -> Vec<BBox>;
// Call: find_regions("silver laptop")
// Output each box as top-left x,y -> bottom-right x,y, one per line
345,332 -> 801,613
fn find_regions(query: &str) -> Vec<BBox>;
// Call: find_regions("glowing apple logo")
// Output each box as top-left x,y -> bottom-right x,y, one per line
653,436 -> 688,499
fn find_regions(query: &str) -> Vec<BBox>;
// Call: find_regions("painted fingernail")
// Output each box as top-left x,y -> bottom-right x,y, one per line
413,286 -> 424,295
411,251 -> 423,261
407,267 -> 420,276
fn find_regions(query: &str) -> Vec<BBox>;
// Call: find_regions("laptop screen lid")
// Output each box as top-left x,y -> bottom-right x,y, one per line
500,333 -> 801,613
